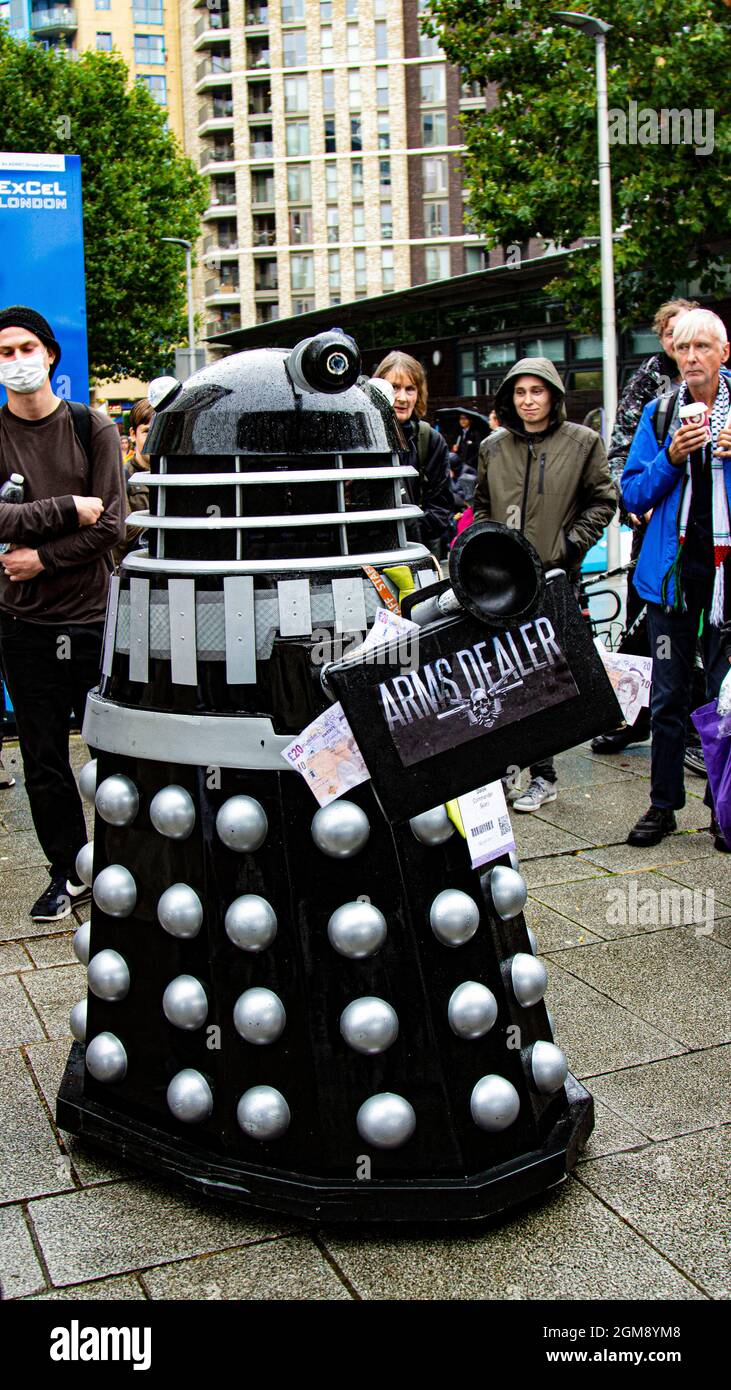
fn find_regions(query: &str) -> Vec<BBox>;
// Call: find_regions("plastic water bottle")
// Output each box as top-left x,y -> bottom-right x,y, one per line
0,473 -> 25,555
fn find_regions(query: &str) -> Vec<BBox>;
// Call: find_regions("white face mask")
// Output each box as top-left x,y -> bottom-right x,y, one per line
0,352 -> 50,394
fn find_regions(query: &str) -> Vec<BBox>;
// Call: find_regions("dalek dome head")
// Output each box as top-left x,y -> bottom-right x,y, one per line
145,331 -> 401,459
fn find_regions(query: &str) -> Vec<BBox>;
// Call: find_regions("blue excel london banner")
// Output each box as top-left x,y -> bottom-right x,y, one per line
0,151 -> 89,404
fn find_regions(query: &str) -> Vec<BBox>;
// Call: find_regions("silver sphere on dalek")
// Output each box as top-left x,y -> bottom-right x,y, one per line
58,328 -> 602,1224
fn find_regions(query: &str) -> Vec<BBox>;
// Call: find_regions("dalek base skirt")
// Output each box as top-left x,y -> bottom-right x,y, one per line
57,334 -> 612,1225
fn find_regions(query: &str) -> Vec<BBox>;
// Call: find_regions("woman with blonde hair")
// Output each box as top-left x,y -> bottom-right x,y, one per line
374,349 -> 454,555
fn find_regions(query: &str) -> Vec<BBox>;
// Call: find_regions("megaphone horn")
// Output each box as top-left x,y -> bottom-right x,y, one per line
448,521 -> 545,629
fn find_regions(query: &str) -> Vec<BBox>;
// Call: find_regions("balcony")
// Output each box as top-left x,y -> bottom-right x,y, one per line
250,129 -> 273,160
206,312 -> 242,336
200,143 -> 235,169
245,4 -> 269,25
30,5 -> 77,34
196,54 -> 232,90
204,231 -> 238,254
246,41 -> 270,70
194,12 -> 230,49
251,173 -> 275,208
248,87 -> 272,119
254,259 -> 278,292
252,216 -> 276,247
205,274 -> 240,299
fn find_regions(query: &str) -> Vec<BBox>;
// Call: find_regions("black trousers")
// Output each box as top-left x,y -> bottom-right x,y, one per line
0,614 -> 103,879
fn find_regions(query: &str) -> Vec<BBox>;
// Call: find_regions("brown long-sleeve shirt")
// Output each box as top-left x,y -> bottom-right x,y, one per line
0,400 -> 125,625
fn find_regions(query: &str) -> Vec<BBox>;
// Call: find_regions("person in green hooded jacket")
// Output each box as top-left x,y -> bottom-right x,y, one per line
473,356 -> 616,811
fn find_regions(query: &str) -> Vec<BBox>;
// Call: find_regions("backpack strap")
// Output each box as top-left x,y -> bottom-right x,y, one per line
67,401 -> 93,468
652,385 -> 681,447
416,419 -> 431,470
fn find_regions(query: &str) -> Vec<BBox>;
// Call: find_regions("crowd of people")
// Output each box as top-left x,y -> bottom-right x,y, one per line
1,298 -> 730,923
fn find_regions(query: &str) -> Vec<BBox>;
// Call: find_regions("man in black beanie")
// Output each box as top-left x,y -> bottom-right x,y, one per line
0,306 -> 125,920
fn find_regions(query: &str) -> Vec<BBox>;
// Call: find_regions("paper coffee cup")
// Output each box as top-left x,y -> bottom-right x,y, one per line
679,401 -> 710,428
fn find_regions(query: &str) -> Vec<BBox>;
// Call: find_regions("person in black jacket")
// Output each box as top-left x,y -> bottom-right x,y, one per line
374,350 -> 453,556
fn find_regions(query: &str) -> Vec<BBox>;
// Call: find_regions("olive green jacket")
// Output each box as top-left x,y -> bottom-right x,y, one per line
473,357 -> 616,571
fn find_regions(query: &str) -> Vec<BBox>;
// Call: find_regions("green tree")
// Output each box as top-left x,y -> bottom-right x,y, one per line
0,28 -> 207,379
424,0 -> 731,327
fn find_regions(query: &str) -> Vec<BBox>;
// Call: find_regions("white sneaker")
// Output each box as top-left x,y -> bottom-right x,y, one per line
513,777 -> 557,813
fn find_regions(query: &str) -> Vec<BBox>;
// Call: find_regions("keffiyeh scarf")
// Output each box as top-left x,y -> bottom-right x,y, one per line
662,375 -> 731,625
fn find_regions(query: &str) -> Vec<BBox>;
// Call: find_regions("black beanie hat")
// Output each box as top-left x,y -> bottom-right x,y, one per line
0,306 -> 62,375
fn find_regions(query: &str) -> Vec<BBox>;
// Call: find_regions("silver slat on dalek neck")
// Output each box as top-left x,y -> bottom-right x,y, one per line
125,506 -> 422,530
277,578 -> 313,636
101,574 -> 121,677
234,454 -> 243,563
223,575 -> 256,683
335,452 -> 349,557
132,466 -> 419,486
332,576 -> 367,634
123,542 -> 432,576
168,578 -> 198,686
128,576 -> 150,684
156,456 -> 166,561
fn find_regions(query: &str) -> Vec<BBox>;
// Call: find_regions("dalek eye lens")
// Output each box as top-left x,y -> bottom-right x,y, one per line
326,351 -> 349,376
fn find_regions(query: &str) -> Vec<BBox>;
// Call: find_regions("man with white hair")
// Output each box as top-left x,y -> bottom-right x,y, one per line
621,307 -> 731,849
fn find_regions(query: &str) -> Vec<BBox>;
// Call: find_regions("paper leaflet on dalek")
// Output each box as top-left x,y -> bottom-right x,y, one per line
322,527 -> 622,822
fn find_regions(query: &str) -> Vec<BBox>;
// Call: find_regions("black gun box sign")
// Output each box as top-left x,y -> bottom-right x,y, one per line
328,572 -> 622,822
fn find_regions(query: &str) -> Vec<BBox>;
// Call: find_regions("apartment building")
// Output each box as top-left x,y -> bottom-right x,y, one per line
181,0 -> 485,339
4,0 -> 184,140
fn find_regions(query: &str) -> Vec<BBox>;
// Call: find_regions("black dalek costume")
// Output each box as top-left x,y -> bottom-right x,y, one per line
58,332 -> 619,1224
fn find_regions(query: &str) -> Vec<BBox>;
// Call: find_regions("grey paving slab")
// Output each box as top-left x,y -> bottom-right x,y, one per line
142,1235 -> 351,1301
0,972 -> 46,1048
581,830 -> 717,874
522,853 -> 609,890
549,928 -> 731,1049
0,1205 -> 46,1299
0,830 -> 50,870
26,1274 -> 147,1301
576,1099 -> 651,1164
28,1181 -> 295,1287
513,814 -> 593,859
547,752 -> 638,791
0,941 -> 29,974
589,1047 -> 731,1141
0,869 -> 66,939
579,1127 -> 730,1299
323,1179 -> 703,1300
23,932 -> 77,970
547,959 -> 684,1078
21,962 -> 86,1041
532,779 -> 708,846
533,870 -> 729,943
657,855 -> 731,905
0,800 -> 36,833
585,744 -> 653,778
525,897 -> 603,952
25,1039 -> 131,1185
0,1051 -> 75,1202
711,920 -> 731,949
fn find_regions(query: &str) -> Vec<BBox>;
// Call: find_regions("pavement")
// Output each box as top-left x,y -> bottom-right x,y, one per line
1,733 -> 729,1302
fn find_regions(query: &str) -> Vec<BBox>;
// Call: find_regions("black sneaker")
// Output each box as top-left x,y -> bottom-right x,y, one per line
627,806 -> 677,847
30,876 -> 76,922
683,745 -> 706,777
710,815 -> 731,853
591,723 -> 650,754
66,877 -> 92,907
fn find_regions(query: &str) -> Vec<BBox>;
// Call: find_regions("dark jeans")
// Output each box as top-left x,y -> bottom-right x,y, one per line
530,758 -> 556,784
0,615 -> 103,879
646,578 -> 727,811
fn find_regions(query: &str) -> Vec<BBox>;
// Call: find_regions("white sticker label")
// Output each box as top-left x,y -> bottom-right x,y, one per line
282,701 -> 371,807
457,780 -> 516,869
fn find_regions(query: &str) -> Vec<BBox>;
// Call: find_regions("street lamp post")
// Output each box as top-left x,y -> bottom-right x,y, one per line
162,236 -> 196,379
552,11 -> 620,570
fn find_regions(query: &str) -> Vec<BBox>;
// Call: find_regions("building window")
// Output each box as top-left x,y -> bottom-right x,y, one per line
284,75 -> 308,112
281,0 -> 304,20
327,207 -> 339,242
420,64 -> 446,104
425,245 -> 450,281
379,158 -> 391,194
380,202 -> 393,239
346,0 -> 358,14
285,120 -> 310,156
524,337 -> 565,362
352,203 -> 365,238
373,0 -> 387,13
464,246 -> 487,273
322,71 -> 335,112
422,110 -> 447,146
256,302 -> 280,324
424,201 -> 448,237
252,169 -> 275,203
293,298 -> 315,315
351,117 -> 362,151
419,32 -> 441,59
351,160 -> 364,199
133,2 -> 163,21
422,155 -> 448,194
247,37 -> 270,68
291,253 -> 314,292
328,250 -> 340,289
289,208 -> 312,243
320,26 -> 333,58
374,20 -> 388,59
354,248 -> 367,292
324,118 -> 337,153
381,247 -> 394,290
134,33 -> 165,64
139,74 -> 167,104
95,0 -> 111,9
250,125 -> 273,158
348,70 -> 361,110
96,32 -> 112,51
377,115 -> 390,149
375,67 -> 389,108
320,0 -> 331,17
346,23 -> 359,60
254,258 -> 278,291
325,162 -> 338,200
282,29 -> 307,67
287,164 -> 311,202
